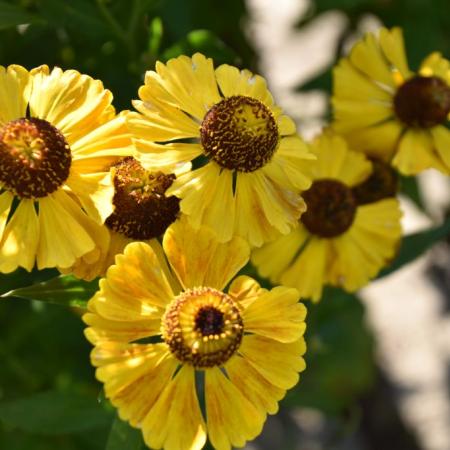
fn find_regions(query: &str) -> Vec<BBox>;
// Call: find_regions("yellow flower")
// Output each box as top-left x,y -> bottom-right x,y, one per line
332,27 -> 450,175
252,132 -> 402,302
61,156 -> 189,280
84,218 -> 307,450
0,65 -> 133,273
128,53 -> 314,247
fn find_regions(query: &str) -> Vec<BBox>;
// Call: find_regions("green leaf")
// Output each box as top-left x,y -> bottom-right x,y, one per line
1,274 -> 99,308
148,16 -> 163,57
162,29 -> 236,64
106,416 -> 145,450
0,390 -> 113,435
0,268 -> 58,296
400,175 -> 425,211
379,217 -> 450,278
0,1 -> 45,30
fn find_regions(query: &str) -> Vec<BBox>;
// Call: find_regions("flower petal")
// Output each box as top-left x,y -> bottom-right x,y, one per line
205,366 -> 266,450
142,365 -> 207,450
90,241 -> 174,321
155,53 -> 221,120
163,218 -> 249,290
0,199 -> 39,273
242,286 -> 306,343
0,64 -> 31,124
36,190 -> 96,270
225,355 -> 285,415
0,190 -> 14,242
430,125 -> 450,171
238,335 -> 306,390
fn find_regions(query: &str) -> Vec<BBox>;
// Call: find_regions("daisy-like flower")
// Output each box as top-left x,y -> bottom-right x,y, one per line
127,53 -> 314,247
332,27 -> 450,175
0,65 -> 133,273
252,132 -> 402,302
84,219 -> 307,450
64,156 -> 188,280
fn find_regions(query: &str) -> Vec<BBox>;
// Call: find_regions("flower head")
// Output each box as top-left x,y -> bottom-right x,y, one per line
84,219 -> 307,450
332,27 -> 450,175
0,65 -> 133,273
252,132 -> 402,301
128,53 -> 314,247
62,156 -> 188,280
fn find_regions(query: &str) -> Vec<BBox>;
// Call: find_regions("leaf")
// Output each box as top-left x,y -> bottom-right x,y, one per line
0,268 -> 58,296
0,1 -> 45,30
400,175 -> 425,211
162,29 -> 236,64
379,216 -> 450,278
106,416 -> 145,450
0,390 -> 113,435
1,274 -> 99,308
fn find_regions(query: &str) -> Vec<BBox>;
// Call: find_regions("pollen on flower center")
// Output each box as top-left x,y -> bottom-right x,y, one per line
162,287 -> 243,368
0,117 -> 71,198
353,158 -> 398,205
105,156 -> 180,240
301,179 -> 357,238
200,95 -> 279,172
394,76 -> 450,128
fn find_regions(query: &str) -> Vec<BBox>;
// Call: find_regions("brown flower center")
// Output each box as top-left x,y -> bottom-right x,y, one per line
301,179 -> 357,238
352,158 -> 398,205
394,76 -> 450,128
105,156 -> 180,240
0,118 -> 71,198
200,95 -> 279,172
162,287 -> 243,368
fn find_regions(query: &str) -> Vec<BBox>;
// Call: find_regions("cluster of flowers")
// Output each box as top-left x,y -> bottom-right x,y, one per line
0,27 -> 449,449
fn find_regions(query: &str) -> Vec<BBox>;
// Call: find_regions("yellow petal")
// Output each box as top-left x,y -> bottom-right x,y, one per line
142,365 -> 206,450
84,312 -> 160,345
242,286 -> 306,343
430,125 -> 450,171
329,199 -> 402,291
225,356 -> 285,415
239,335 -> 306,389
0,199 -> 39,273
228,275 -> 266,308
251,226 -> 309,283
155,53 -> 221,120
215,64 -> 274,107
129,100 -> 199,141
308,132 -> 372,185
163,217 -> 249,290
379,27 -> 411,79
65,171 -> 114,223
90,241 -> 174,321
134,140 -> 203,169
0,64 -> 30,123
29,66 -> 115,144
112,350 -> 178,428
205,366 -> 266,450
36,190 -> 96,269
349,30 -> 396,89
0,190 -> 14,242
393,129 -> 448,175
336,120 -> 403,162
70,112 -> 134,161
281,237 -> 329,302
419,52 -> 450,84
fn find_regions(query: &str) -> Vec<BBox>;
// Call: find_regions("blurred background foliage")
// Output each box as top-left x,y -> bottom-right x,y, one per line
0,0 -> 449,449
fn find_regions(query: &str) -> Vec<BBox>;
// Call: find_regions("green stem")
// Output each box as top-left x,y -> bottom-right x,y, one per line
96,0 -> 128,46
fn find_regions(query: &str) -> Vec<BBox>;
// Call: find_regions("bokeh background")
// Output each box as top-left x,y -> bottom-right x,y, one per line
0,1 -> 449,449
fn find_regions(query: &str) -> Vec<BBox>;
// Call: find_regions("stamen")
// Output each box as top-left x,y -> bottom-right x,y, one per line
394,76 -> 450,128
301,179 -> 356,238
200,95 -> 279,172
0,118 -> 71,198
162,287 -> 243,368
105,157 -> 179,240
